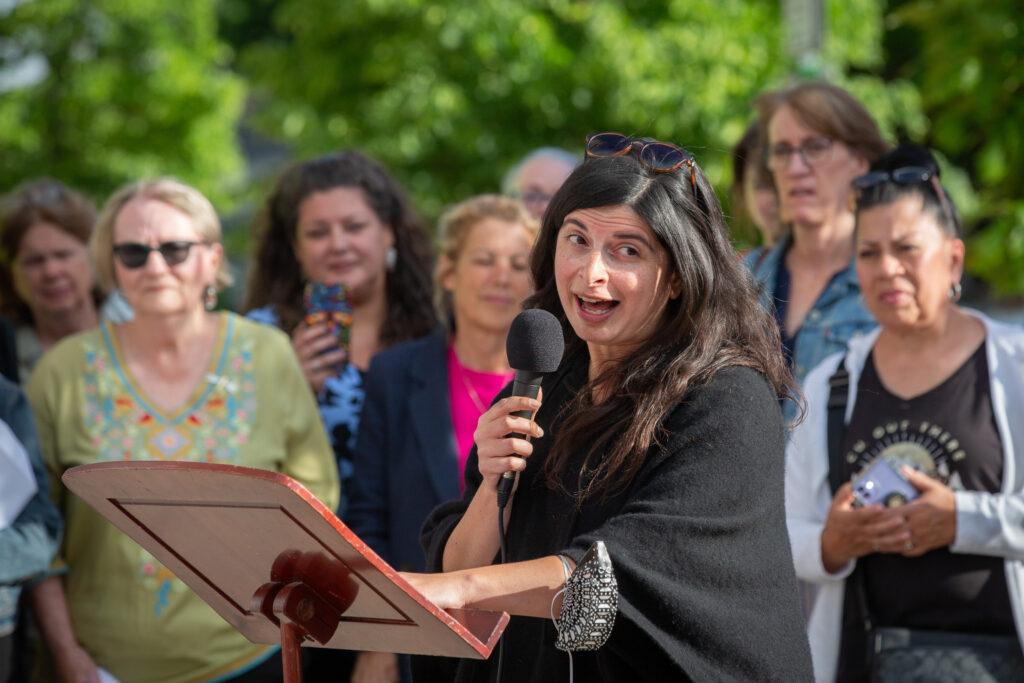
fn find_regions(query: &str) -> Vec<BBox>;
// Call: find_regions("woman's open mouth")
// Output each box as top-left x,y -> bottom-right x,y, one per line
576,295 -> 619,318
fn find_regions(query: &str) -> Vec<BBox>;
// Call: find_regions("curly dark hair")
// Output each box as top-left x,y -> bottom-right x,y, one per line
245,151 -> 437,346
528,150 -> 798,503
0,178 -> 99,326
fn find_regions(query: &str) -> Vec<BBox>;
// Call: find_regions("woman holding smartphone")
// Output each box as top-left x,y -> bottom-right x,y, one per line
246,151 -> 437,519
786,146 -> 1024,681
245,151 -> 436,683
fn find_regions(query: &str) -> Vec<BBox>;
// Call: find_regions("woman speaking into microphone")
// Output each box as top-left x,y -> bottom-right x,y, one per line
404,133 -> 813,681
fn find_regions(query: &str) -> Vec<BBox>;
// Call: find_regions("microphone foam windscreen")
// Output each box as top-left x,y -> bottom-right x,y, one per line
506,309 -> 565,373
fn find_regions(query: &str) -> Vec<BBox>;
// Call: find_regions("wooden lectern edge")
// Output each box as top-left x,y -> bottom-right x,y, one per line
61,461 -> 509,657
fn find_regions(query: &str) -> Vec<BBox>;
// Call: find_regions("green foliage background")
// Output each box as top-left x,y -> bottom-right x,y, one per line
2,0 -> 1020,298
0,0 -> 245,209
884,0 -> 1023,296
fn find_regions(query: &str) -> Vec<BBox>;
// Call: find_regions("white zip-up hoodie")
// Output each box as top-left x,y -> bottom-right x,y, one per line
786,310 -> 1024,682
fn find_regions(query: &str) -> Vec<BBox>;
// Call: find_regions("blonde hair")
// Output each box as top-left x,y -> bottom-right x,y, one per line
91,178 -> 232,293
434,194 -> 539,328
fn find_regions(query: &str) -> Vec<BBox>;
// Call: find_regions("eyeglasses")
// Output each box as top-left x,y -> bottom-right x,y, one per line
520,189 -> 553,206
112,241 -> 205,269
766,136 -> 834,170
852,166 -> 957,231
585,132 -> 697,190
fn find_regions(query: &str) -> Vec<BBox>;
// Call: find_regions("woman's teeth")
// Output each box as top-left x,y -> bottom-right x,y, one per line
578,296 -> 617,315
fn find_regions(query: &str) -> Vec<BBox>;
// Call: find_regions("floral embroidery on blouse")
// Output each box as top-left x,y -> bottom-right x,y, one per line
138,548 -> 182,617
82,317 -> 257,464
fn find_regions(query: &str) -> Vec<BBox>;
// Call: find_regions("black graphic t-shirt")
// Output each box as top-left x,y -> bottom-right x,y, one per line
841,342 -> 1014,634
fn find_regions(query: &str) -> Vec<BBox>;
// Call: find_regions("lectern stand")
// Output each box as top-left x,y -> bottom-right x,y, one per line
63,462 -> 508,683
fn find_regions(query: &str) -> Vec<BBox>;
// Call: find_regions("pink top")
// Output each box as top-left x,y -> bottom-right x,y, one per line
447,346 -> 515,492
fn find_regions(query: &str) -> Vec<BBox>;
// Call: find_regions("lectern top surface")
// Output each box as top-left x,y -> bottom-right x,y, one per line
62,461 -> 506,659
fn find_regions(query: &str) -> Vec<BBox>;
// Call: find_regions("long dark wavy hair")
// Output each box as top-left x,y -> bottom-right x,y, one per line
529,152 -> 797,502
245,151 -> 437,345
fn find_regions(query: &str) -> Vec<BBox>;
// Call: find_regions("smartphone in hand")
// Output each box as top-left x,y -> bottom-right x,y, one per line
851,456 -> 920,508
303,282 -> 353,371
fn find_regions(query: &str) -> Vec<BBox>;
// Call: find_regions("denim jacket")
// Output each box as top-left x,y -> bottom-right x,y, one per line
0,376 -> 62,636
745,238 -> 877,420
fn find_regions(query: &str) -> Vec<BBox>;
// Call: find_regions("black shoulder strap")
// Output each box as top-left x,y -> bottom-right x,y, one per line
827,355 -> 876,669
826,356 -> 850,496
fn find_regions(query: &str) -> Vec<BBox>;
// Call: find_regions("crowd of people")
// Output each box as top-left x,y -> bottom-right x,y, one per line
1,79 -> 1022,683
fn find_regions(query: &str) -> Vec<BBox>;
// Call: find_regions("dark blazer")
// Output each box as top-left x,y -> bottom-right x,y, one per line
346,328 -> 461,572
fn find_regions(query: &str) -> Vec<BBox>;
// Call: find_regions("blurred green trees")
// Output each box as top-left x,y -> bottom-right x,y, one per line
0,0 -> 245,208
235,0 -> 921,219
1,0 -> 1020,296
885,0 -> 1023,296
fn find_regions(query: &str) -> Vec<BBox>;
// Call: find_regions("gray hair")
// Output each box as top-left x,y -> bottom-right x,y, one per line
501,147 -> 579,196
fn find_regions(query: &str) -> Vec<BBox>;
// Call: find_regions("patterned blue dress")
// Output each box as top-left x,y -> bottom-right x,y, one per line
247,306 -> 364,518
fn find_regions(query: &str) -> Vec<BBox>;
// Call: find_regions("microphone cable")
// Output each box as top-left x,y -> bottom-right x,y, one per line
495,476 -> 512,683
493,308 -> 564,683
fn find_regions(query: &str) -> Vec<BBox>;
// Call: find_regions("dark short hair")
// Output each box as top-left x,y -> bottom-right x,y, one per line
0,178 -> 98,325
527,150 -> 795,501
854,144 -> 961,237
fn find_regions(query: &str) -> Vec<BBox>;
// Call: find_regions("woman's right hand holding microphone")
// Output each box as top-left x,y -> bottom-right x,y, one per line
472,395 -> 544,488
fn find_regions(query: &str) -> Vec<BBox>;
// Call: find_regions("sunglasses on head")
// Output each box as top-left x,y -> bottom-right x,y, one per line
112,241 -> 205,269
853,165 -> 956,230
852,165 -> 938,192
585,132 -> 697,191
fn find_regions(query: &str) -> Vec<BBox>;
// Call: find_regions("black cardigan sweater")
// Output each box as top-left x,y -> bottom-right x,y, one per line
416,353 -> 813,682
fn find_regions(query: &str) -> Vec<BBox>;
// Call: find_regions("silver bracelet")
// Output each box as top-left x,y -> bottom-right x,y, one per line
556,554 -> 572,582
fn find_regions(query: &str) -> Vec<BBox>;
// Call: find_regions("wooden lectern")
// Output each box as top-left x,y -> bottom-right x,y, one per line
62,461 -> 507,683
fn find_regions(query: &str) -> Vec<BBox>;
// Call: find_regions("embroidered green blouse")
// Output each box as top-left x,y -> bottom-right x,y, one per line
27,312 -> 339,683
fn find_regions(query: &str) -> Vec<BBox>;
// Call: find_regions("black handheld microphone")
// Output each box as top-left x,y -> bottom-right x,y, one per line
496,309 -> 564,509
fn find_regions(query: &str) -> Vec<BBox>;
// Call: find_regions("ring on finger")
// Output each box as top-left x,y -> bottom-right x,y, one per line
904,540 -> 914,551
872,541 -> 880,553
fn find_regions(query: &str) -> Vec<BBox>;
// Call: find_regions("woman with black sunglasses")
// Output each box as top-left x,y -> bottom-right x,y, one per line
787,145 -> 1024,681
25,178 -> 338,683
402,134 -> 814,681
